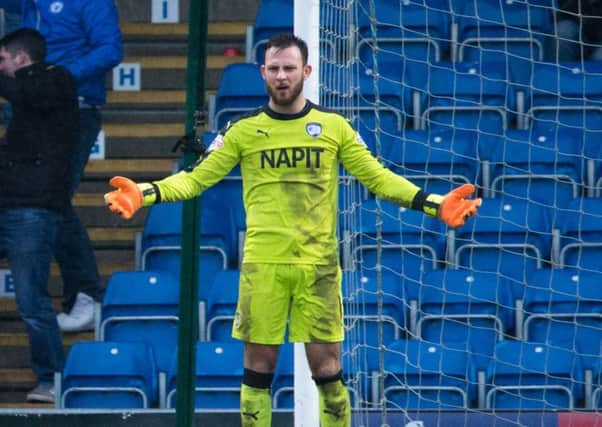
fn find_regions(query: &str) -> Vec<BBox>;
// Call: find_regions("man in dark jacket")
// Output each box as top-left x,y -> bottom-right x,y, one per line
0,27 -> 78,403
3,0 -> 124,332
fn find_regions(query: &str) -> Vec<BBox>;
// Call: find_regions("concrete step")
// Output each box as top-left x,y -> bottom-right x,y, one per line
99,124 -> 189,159
84,158 -> 176,178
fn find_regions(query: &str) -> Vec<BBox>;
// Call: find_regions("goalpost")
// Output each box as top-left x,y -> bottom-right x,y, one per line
299,0 -> 602,425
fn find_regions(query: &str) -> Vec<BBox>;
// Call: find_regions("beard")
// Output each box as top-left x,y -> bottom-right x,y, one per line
266,78 -> 304,107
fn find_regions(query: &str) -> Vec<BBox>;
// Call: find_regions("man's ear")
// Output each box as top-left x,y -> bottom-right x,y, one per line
303,63 -> 312,80
14,49 -> 31,67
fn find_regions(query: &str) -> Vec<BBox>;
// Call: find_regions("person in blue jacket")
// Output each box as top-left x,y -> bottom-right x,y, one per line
3,0 -> 124,331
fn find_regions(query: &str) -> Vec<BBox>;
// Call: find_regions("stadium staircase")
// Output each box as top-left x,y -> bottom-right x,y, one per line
0,0 -> 257,407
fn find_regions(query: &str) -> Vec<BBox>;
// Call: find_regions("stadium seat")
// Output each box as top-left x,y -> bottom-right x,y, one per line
555,197 -> 602,273
522,268 -> 602,372
352,198 -> 445,283
456,0 -> 552,84
383,339 -> 477,409
322,61 -> 406,134
209,63 -> 268,131
205,269 -> 240,341
165,341 -> 244,409
139,200 -> 231,290
452,198 -> 552,285
343,269 -> 405,348
522,61 -> 602,131
356,0 -> 451,68
414,269 -> 516,371
486,340 -> 584,410
98,271 -> 180,373
250,0 -> 293,63
408,61 -> 510,133
59,341 -> 158,409
385,128 -> 480,194
484,128 -> 584,206
341,341 -> 381,408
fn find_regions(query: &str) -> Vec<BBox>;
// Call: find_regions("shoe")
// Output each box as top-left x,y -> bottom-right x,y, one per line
57,292 -> 95,332
26,382 -> 55,403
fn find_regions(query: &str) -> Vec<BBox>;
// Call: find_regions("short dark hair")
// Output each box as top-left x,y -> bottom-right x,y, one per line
0,28 -> 46,63
264,33 -> 308,65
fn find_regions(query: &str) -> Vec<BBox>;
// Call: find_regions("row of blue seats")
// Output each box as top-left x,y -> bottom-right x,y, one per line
352,197 -> 602,280
92,264 -> 602,374
56,337 -> 602,411
135,192 -> 602,292
346,267 -> 602,369
250,0 -> 556,64
209,59 -> 602,133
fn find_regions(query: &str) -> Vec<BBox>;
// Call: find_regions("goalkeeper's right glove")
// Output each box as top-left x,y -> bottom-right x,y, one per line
104,176 -> 157,219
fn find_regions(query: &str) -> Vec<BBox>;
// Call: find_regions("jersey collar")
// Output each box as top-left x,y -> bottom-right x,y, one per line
264,100 -> 314,120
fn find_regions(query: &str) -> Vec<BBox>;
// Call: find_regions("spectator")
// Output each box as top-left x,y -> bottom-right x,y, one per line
0,28 -> 79,403
554,0 -> 602,61
17,0 -> 124,332
105,34 -> 482,426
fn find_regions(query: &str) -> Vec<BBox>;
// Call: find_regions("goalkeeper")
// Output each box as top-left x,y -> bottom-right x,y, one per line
105,34 -> 481,427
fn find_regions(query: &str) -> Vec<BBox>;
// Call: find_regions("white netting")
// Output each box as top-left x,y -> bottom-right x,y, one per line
320,0 -> 602,424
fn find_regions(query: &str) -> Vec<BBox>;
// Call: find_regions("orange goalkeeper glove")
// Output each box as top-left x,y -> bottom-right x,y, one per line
104,176 -> 157,219
424,184 -> 482,228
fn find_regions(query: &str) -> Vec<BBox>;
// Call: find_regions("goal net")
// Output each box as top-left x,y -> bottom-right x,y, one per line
319,0 -> 602,424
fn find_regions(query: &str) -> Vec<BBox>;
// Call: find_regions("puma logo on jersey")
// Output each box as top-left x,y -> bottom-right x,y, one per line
260,147 -> 325,169
256,129 -> 269,137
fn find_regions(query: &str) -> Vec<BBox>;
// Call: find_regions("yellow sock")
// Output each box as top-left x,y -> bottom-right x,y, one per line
315,371 -> 351,427
240,377 -> 272,427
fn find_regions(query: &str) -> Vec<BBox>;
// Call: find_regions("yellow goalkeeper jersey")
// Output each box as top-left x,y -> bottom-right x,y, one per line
153,101 -> 422,264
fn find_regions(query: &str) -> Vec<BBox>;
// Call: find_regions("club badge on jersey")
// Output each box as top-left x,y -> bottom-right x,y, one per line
306,122 -> 322,138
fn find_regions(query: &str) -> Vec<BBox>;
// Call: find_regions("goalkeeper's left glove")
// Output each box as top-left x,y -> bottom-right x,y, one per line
104,176 -> 158,219
424,184 -> 482,228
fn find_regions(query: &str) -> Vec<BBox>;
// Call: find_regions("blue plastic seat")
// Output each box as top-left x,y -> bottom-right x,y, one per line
353,198 -> 445,283
383,339 -> 477,409
99,271 -> 179,373
341,341 -> 381,408
524,61 -> 602,132
486,340 -> 583,410
356,0 -> 451,69
522,268 -> 602,371
343,269 -> 405,348
453,198 -> 552,284
556,197 -> 602,273
165,341 -> 244,409
250,0 -> 293,63
415,269 -> 516,371
456,0 -> 552,85
60,341 -> 158,409
408,61 -> 510,133
211,63 -> 268,130
322,64 -> 406,135
140,199 -> 232,289
385,128 -> 480,194
485,128 -> 585,206
205,269 -> 240,341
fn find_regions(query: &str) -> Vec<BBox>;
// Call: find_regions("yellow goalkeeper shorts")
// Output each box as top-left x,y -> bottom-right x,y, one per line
232,263 -> 344,344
